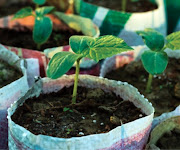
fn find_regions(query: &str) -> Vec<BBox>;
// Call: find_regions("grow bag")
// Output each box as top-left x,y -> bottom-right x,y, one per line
8,75 -> 154,150
75,0 -> 166,46
100,46 -> 180,116
0,44 -> 29,149
0,12 -> 99,77
146,115 -> 180,149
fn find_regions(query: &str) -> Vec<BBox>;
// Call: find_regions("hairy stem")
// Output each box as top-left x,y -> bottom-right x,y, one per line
72,58 -> 81,104
122,0 -> 127,12
37,43 -> 41,50
146,74 -> 153,93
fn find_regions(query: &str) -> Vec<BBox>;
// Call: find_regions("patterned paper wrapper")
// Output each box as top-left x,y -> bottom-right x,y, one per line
8,75 -> 154,150
0,44 -> 29,149
146,115 -> 180,150
75,0 -> 167,46
0,12 -> 100,77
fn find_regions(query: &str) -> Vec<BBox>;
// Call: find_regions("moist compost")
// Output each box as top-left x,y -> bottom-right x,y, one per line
156,129 -> 180,149
105,58 -> 180,117
0,59 -> 22,88
0,2 -> 35,18
0,23 -> 83,51
12,86 -> 145,138
84,0 -> 158,12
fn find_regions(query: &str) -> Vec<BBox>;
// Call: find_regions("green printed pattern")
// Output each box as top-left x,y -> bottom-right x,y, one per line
77,0 -> 131,36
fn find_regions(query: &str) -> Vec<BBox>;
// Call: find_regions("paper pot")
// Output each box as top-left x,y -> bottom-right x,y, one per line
146,115 -> 180,150
8,75 -> 154,150
0,44 -> 29,149
75,0 -> 166,46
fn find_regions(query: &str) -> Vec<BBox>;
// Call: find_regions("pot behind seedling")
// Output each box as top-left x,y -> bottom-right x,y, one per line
146,116 -> 180,150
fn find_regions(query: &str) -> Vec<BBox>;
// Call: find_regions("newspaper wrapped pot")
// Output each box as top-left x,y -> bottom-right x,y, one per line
166,0 -> 180,33
4,45 -> 47,77
44,45 -> 100,76
175,18 -> 180,32
8,75 -> 154,150
0,44 -> 29,149
145,116 -> 180,150
152,105 -> 180,129
100,46 -> 180,78
75,0 -> 166,46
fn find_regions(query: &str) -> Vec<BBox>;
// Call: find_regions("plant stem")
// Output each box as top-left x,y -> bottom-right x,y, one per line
72,58 -> 81,104
37,44 -> 41,50
122,0 -> 127,12
146,74 -> 153,93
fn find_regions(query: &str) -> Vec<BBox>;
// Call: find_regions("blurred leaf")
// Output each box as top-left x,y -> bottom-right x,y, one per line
166,31 -> 180,50
36,6 -> 54,16
12,7 -> 33,20
137,28 -> 165,51
54,11 -> 97,37
33,0 -> 46,5
33,16 -> 52,44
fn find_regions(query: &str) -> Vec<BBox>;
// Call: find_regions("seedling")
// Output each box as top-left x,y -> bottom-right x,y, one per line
12,0 -> 54,50
47,35 -> 133,104
137,28 -> 180,93
122,0 -> 139,12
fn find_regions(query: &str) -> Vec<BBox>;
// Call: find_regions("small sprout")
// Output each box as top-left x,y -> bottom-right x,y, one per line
66,128 -> 72,134
47,35 -> 133,104
137,29 -> 180,93
122,0 -> 140,12
63,107 -> 73,112
13,0 -> 55,50
63,107 -> 70,112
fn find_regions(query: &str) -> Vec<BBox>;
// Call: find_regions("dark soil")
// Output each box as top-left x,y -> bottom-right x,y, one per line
156,129 -> 180,149
0,26 -> 83,51
84,0 -> 158,12
105,58 -> 180,117
0,59 -> 23,88
0,2 -> 35,18
12,86 -> 145,138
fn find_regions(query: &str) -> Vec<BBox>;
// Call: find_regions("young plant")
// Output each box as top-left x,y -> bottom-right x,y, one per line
137,28 -> 180,93
47,35 -> 133,104
12,0 -> 54,50
122,0 -> 139,12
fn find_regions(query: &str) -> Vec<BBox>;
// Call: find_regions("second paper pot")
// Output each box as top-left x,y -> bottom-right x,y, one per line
8,75 -> 154,150
75,0 -> 167,46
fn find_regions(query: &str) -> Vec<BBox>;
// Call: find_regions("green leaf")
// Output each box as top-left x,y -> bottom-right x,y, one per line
63,107 -> 70,112
36,6 -> 54,16
166,31 -> 180,50
12,7 -> 33,20
47,52 -> 81,79
54,11 -> 97,37
33,16 -> 52,44
137,28 -> 165,51
33,0 -> 46,5
70,35 -> 133,62
141,50 -> 168,75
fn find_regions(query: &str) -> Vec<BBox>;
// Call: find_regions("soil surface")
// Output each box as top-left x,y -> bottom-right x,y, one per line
0,2 -> 35,18
0,59 -> 22,88
0,26 -> 83,51
105,58 -> 180,117
12,86 -> 145,138
156,129 -> 180,149
84,0 -> 158,12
